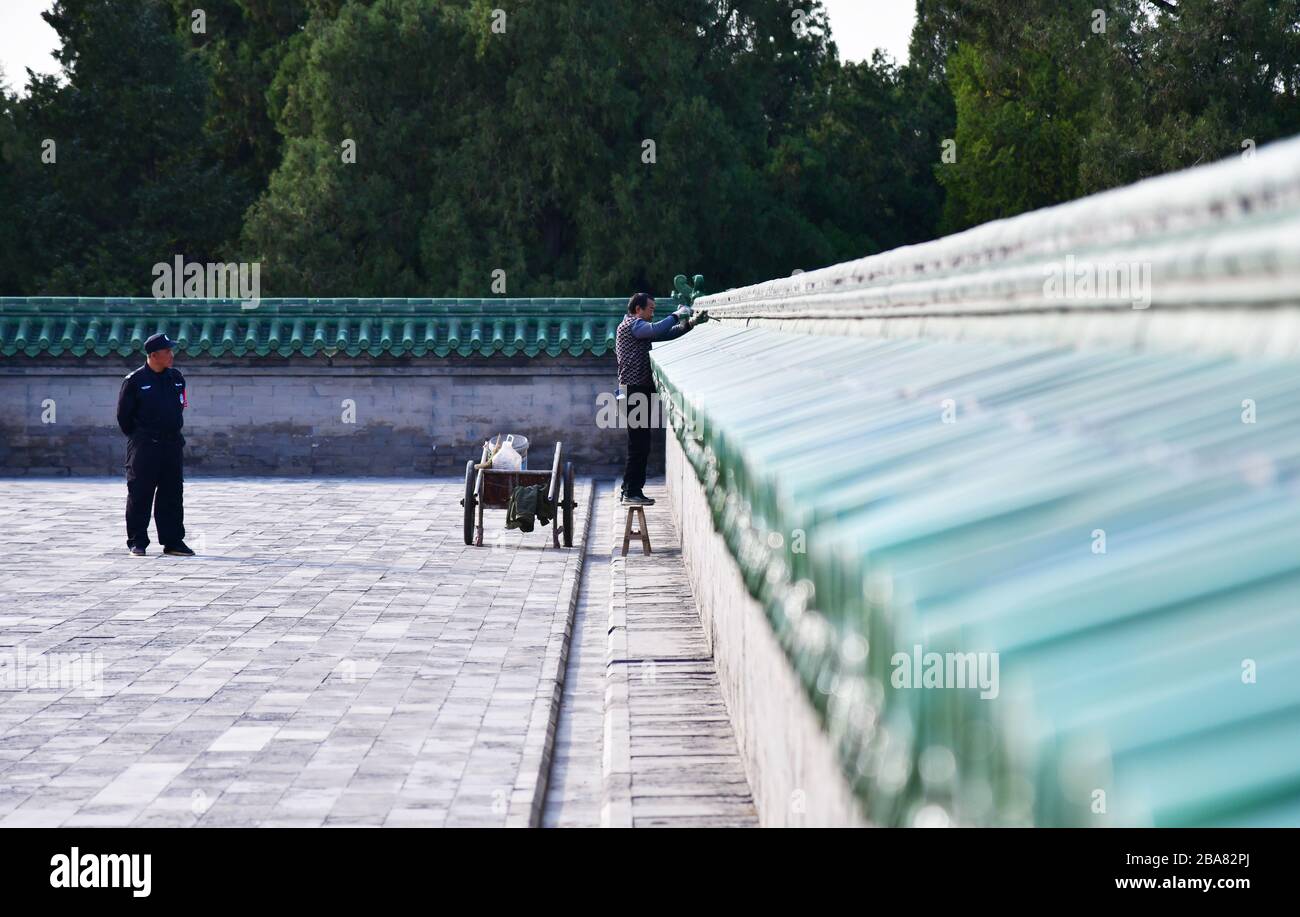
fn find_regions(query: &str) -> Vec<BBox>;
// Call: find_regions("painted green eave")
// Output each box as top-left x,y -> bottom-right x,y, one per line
0,297 -> 636,359
653,322 -> 1300,828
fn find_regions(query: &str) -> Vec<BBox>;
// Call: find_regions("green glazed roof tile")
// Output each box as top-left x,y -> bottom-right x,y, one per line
0,297 -> 638,358
653,322 -> 1300,828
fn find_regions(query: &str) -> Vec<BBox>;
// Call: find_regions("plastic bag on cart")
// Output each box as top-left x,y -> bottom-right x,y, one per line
493,435 -> 523,471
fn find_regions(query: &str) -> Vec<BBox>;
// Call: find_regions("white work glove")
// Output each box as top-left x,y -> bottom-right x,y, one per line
672,305 -> 693,323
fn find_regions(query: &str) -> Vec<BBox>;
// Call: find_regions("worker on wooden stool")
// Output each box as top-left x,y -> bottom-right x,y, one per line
614,292 -> 700,506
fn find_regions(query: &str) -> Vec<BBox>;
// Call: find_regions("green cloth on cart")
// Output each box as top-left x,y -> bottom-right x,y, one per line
506,484 -> 555,533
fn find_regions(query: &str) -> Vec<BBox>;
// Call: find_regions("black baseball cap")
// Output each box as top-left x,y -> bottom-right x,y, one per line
144,333 -> 176,354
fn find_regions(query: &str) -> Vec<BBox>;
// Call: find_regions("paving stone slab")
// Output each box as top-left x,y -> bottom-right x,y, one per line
0,477 -> 590,827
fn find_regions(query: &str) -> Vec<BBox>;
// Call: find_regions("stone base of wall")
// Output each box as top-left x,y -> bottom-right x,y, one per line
666,433 -> 867,827
0,354 -> 653,476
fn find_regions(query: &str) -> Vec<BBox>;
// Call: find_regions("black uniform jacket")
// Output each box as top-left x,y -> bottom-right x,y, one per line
117,365 -> 187,438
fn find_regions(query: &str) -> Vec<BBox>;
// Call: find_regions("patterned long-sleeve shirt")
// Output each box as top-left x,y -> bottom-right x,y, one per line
615,313 -> 690,386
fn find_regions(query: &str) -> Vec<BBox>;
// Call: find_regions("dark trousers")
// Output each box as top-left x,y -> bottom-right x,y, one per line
125,434 -> 185,549
622,384 -> 655,496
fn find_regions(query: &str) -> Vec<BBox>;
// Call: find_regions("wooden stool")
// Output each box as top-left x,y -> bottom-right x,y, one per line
621,505 -> 652,556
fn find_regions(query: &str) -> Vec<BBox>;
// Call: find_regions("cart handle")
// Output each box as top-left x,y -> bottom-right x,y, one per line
548,442 -> 563,505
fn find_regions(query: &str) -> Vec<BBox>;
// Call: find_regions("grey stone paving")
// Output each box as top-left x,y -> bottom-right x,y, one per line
0,477 -> 586,827
604,481 -> 757,828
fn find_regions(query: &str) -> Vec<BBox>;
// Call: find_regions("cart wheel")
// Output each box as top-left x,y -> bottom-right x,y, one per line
562,462 -> 575,547
463,460 -> 476,545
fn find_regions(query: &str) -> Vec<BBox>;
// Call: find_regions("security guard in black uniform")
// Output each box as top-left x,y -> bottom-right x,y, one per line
117,333 -> 194,557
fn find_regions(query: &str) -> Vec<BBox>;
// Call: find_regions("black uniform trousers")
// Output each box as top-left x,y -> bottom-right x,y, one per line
125,433 -> 185,549
622,383 -> 655,497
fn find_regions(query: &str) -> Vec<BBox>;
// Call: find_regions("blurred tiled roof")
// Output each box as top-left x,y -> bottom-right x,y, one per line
655,322 -> 1300,827
0,298 -> 633,358
654,135 -> 1300,827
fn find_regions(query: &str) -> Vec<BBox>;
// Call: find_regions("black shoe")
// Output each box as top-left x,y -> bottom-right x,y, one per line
624,492 -> 655,506
163,542 -> 195,557
128,545 -> 146,557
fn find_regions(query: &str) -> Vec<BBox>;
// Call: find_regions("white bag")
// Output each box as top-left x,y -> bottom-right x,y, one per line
493,435 -> 523,471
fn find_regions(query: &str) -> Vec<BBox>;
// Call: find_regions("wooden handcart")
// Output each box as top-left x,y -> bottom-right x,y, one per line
462,440 -> 576,548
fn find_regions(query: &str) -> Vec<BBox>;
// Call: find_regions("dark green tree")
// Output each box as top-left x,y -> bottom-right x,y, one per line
931,0 -> 1102,230
928,0 -> 1300,229
12,0 -> 1292,296
1080,0 -> 1300,191
167,0 -> 310,200
241,0 -> 941,296
0,73 -> 30,293
9,0 -> 244,294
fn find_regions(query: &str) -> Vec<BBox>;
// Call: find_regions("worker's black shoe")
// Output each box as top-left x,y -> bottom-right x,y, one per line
128,545 -> 146,557
163,542 -> 195,557
624,492 -> 655,506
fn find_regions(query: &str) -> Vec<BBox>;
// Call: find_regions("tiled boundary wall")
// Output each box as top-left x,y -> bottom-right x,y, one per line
656,136 -> 1300,825
665,433 -> 866,826
0,354 -> 648,476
